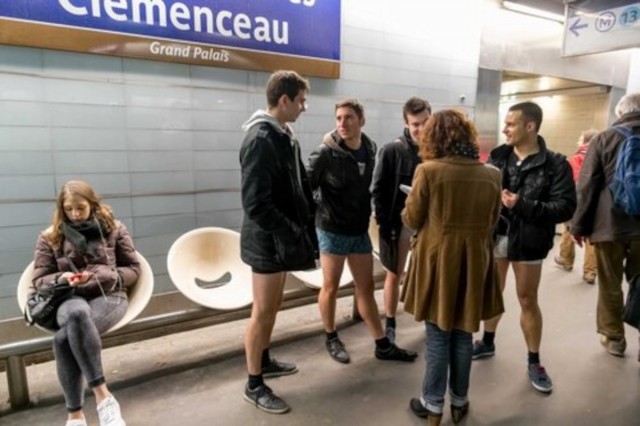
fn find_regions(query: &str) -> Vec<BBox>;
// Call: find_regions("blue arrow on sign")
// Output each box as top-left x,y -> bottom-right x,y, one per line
570,18 -> 588,36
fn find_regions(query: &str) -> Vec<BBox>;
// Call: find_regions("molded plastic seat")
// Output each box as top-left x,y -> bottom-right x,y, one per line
167,227 -> 253,310
17,251 -> 154,334
291,266 -> 353,290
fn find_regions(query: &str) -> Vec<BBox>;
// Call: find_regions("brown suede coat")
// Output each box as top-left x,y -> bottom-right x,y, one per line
401,157 -> 504,333
32,221 -> 140,300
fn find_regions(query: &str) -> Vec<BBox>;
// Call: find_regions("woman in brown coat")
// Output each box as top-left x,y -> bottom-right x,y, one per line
402,110 -> 504,425
32,180 -> 139,426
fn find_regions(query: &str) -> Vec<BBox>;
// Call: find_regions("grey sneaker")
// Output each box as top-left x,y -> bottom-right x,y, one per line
527,363 -> 553,393
385,327 -> 396,344
244,384 -> 290,414
97,396 -> 126,426
262,359 -> 298,378
471,340 -> 495,360
326,338 -> 350,364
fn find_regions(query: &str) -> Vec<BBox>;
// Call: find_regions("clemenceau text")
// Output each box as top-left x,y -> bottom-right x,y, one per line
58,0 -> 289,45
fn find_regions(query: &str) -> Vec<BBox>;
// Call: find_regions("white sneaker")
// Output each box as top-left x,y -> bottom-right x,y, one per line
97,395 -> 126,426
65,419 -> 87,426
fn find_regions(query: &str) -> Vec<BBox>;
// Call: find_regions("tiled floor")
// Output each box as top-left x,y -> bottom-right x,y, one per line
2,242 -> 639,425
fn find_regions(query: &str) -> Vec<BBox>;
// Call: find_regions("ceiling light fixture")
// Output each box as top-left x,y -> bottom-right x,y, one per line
502,1 -> 565,23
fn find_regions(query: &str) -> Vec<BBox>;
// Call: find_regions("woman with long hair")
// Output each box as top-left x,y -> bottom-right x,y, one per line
402,110 -> 504,425
32,180 -> 140,426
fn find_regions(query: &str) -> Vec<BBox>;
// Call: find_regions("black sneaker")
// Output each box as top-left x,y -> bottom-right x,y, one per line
244,383 -> 290,414
262,359 -> 298,378
326,338 -> 350,363
375,343 -> 418,362
385,326 -> 396,344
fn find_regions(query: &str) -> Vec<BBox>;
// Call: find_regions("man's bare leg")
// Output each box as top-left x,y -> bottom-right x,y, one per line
245,272 -> 287,375
318,253 -> 351,363
383,237 -> 411,342
512,262 -> 543,353
348,252 -> 417,362
347,252 -> 384,339
318,253 -> 346,333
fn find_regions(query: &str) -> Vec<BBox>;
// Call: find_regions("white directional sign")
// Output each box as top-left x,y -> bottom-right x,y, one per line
563,2 -> 640,56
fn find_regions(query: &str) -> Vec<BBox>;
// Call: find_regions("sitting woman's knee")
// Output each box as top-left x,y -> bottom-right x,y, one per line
53,330 -> 69,347
61,306 -> 92,326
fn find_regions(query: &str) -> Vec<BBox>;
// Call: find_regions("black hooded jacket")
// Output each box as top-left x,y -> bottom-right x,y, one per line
307,130 -> 377,235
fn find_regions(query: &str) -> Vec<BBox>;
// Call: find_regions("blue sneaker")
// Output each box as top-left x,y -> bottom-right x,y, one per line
471,340 -> 495,360
528,363 -> 553,393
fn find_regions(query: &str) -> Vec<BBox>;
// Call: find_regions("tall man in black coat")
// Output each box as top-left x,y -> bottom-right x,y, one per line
239,70 -> 318,414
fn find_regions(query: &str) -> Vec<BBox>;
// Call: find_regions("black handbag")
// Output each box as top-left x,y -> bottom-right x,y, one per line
623,274 -> 640,330
25,282 -> 75,330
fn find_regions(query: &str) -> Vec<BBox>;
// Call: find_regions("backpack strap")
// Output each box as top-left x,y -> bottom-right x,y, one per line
612,125 -> 633,139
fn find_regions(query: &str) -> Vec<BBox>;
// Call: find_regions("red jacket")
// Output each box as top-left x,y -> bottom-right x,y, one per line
569,144 -> 589,182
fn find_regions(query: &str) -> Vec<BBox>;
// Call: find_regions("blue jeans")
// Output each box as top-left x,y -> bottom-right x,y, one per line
421,322 -> 471,414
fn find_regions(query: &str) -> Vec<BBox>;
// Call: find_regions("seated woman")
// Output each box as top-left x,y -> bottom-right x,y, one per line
402,110 -> 504,425
32,180 -> 140,426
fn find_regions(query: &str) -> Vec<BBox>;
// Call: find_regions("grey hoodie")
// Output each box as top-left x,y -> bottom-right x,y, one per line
241,109 -> 292,135
241,109 -> 303,189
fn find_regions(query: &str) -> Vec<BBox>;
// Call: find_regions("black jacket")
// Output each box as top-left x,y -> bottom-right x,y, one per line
489,136 -> 576,261
307,130 -> 377,235
239,112 -> 318,272
371,129 -> 421,232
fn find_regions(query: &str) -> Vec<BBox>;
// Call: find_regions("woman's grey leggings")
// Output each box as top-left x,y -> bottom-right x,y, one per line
54,295 -> 128,412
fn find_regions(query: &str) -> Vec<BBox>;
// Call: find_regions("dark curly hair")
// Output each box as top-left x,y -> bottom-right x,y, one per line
418,109 -> 479,161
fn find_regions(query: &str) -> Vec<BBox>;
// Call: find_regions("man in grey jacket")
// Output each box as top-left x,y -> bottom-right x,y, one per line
571,92 -> 640,358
